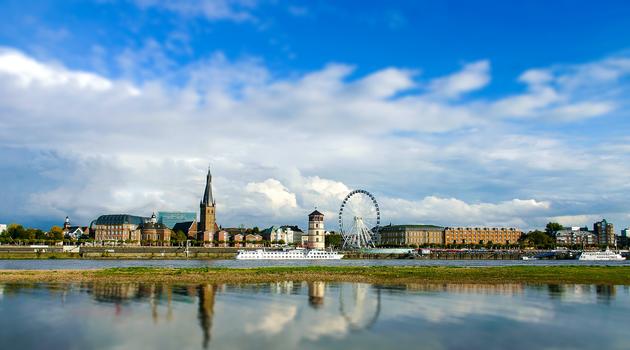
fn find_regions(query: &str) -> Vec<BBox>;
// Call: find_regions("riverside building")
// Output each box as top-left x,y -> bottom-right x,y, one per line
378,224 -> 522,246
444,227 -> 522,245
91,213 -> 173,245
92,214 -> 145,243
379,224 -> 444,246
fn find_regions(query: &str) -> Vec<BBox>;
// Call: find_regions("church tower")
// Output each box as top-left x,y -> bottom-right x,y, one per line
199,166 -> 216,242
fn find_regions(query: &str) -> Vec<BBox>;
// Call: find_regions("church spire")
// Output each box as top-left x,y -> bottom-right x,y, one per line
201,165 -> 214,206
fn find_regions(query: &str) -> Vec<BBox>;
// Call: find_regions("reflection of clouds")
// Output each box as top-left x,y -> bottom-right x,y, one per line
244,304 -> 297,335
411,295 -> 552,324
305,316 -> 348,340
369,283 -> 554,324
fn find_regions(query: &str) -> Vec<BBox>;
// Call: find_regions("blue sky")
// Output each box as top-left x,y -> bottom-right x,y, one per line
1,0 -> 630,231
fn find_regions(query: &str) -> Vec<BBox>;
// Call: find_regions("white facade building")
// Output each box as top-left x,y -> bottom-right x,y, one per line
0,224 -> 6,235
307,210 -> 325,250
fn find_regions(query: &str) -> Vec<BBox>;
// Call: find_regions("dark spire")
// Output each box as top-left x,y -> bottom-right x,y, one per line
201,165 -> 214,206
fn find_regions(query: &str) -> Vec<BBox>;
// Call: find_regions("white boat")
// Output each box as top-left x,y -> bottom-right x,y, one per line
236,248 -> 344,260
521,256 -> 538,261
578,248 -> 625,261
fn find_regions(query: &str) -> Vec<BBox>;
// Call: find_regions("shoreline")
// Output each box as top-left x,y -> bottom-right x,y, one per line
1,266 -> 629,284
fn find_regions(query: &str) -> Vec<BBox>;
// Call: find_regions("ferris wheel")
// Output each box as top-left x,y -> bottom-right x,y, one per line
339,189 -> 380,249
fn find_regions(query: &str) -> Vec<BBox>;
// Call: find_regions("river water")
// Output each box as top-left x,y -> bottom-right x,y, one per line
0,281 -> 628,349
1,258 -> 630,270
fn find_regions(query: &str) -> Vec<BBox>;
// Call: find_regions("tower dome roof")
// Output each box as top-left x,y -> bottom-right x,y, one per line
309,210 -> 324,217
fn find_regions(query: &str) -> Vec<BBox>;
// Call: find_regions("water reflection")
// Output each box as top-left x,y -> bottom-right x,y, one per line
198,284 -> 216,349
307,281 -> 325,309
0,281 -> 628,350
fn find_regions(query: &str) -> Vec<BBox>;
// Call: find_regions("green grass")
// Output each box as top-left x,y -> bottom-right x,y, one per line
2,266 -> 627,285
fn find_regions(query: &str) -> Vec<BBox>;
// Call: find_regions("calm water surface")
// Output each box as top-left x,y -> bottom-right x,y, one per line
1,259 -> 630,269
0,281 -> 628,349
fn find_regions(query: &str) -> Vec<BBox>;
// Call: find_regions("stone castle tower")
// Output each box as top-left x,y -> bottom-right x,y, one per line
307,210 -> 325,250
199,166 -> 216,242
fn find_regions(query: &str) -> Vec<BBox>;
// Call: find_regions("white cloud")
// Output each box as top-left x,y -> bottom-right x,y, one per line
2,47 -> 630,229
428,60 -> 490,99
382,197 -> 550,228
246,179 -> 298,211
0,48 -> 113,91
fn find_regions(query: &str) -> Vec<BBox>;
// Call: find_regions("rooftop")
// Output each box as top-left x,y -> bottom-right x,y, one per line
381,224 -> 445,230
94,214 -> 146,226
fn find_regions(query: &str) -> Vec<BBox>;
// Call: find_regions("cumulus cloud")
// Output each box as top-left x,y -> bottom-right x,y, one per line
0,48 -> 114,91
246,179 -> 298,211
2,47 -> 630,229
492,55 -> 630,121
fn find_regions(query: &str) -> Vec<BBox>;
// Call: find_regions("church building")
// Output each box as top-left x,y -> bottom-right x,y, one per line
198,166 -> 217,242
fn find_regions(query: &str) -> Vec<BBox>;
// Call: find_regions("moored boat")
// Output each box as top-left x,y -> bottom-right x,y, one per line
578,248 -> 625,261
236,248 -> 343,260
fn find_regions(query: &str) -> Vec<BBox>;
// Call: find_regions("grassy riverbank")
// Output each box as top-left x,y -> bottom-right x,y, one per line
1,266 -> 629,284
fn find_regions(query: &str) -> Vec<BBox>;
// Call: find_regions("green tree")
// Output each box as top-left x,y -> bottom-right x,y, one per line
519,230 -> 555,249
6,224 -> 26,240
325,234 -> 342,248
172,230 -> 187,243
545,222 -> 564,238
49,226 -> 64,241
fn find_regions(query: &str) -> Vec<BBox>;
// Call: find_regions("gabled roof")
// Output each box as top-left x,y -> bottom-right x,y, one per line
172,221 -> 194,233
309,210 -> 324,217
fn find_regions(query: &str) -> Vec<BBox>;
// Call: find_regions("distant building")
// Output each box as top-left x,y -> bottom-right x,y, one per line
141,213 -> 172,245
244,234 -> 262,247
380,224 -> 444,246
307,210 -> 325,250
172,221 -> 198,239
91,213 -> 172,245
282,225 -> 304,244
62,216 -> 89,240
378,224 -> 522,246
157,212 -> 197,229
555,227 -> 597,246
91,214 -> 146,243
216,230 -> 230,246
594,219 -> 615,246
232,233 -> 244,247
261,225 -> 301,244
198,167 -> 217,242
444,227 -> 522,245
618,228 -> 630,247
0,224 -> 6,234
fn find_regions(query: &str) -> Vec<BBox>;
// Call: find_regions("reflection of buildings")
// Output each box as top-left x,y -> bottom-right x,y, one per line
308,281 -> 325,309
403,283 -> 525,295
198,284 -> 217,349
595,285 -> 616,305
88,282 -> 218,348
